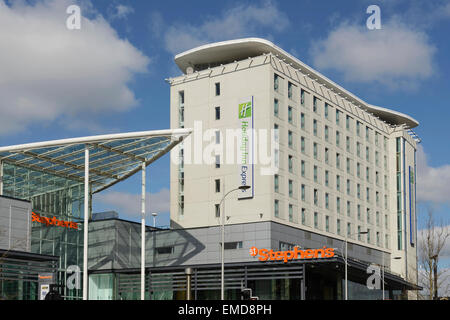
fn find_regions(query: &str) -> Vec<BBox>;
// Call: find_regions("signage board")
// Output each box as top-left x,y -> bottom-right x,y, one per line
238,96 -> 254,199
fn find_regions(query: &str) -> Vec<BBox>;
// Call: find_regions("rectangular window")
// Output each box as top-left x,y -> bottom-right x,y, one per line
357,142 -> 361,157
346,136 -> 350,152
356,121 -> 361,136
366,146 -> 370,162
215,179 -> 220,193
347,179 -> 351,195
325,170 -> 329,187
346,115 -> 351,130
274,200 -> 279,217
289,204 -> 293,222
301,184 -> 306,201
346,158 -> 351,174
324,103 -> 329,119
301,208 -> 306,225
274,98 -> 279,117
215,204 -> 220,218
325,147 -> 329,164
156,246 -> 174,255
324,125 -> 329,141
313,143 -> 318,160
288,82 -> 293,99
215,106 -> 220,120
325,216 -> 330,232
215,155 -> 220,168
336,153 -> 341,169
301,89 -> 305,105
313,96 -> 318,113
215,82 -> 220,96
288,130 -> 293,148
314,165 -> 318,182
336,110 -> 340,126
347,201 -> 351,216
336,175 -> 341,191
313,119 -> 318,136
301,160 -> 306,177
274,174 -> 279,193
314,212 -> 319,229
336,130 -> 340,146
274,74 -> 279,92
325,193 -> 329,209
301,137 -> 306,153
215,130 -> 220,144
289,179 -> 293,198
300,113 -> 305,129
224,241 -> 243,250
357,204 -> 361,220
288,155 -> 293,173
288,106 -> 293,124
347,223 -> 352,237
314,188 -> 318,206
337,197 -> 341,214
337,219 -> 341,235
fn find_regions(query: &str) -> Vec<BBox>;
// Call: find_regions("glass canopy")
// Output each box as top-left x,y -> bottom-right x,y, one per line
0,129 -> 191,197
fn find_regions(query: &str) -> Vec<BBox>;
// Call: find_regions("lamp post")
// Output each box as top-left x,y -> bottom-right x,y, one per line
430,254 -> 438,300
220,185 -> 250,300
151,212 -> 158,228
342,230 -> 368,300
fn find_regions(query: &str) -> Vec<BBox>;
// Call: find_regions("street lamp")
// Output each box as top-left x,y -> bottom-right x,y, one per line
151,212 -> 158,228
220,185 -> 250,300
342,230 -> 368,300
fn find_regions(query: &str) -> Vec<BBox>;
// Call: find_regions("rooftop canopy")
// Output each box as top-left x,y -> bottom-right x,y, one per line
0,129 -> 191,197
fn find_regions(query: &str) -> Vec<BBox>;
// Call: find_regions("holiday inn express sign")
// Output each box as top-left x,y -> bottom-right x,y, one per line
238,96 -> 254,200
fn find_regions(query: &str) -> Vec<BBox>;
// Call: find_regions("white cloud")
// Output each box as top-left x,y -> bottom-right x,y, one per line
94,188 -> 171,218
0,0 -> 149,135
109,4 -> 134,20
162,0 -> 289,54
416,145 -> 450,205
310,20 -> 436,88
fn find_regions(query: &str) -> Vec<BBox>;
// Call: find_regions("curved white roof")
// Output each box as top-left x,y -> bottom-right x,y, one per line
175,38 -> 418,128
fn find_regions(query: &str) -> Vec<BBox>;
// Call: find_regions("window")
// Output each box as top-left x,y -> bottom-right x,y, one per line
215,179 -> 220,192
313,119 -> 318,136
313,97 -> 318,113
314,188 -> 318,206
301,184 -> 306,201
301,160 -> 306,177
366,146 -> 370,162
325,170 -> 329,187
215,204 -> 220,218
367,208 -> 371,223
356,121 -> 361,136
288,130 -> 293,148
314,212 -> 319,228
274,74 -> 280,92
357,162 -> 361,178
313,143 -> 318,160
346,158 -> 351,174
215,130 -> 220,144
337,219 -> 341,235
325,216 -> 330,232
376,211 -> 380,226
324,103 -> 329,119
357,204 -> 361,220
301,89 -> 305,105
325,147 -> 329,164
300,113 -> 305,129
336,175 -> 341,191
274,174 -> 279,193
347,223 -> 352,237
288,155 -> 293,173
336,110 -> 340,126
366,167 -> 370,182
324,125 -> 329,141
366,187 -> 370,202
314,165 -> 318,182
288,106 -> 293,124
325,193 -> 329,209
274,200 -> 279,217
156,246 -> 174,255
336,153 -> 341,169
224,241 -> 243,250
301,137 -> 306,153
288,82 -> 293,99
301,208 -> 306,224
336,131 -> 340,147
346,179 -> 351,195
357,183 -> 361,199
289,204 -> 294,222
346,115 -> 351,130
358,226 -> 362,241
347,201 -> 351,216
366,126 -> 370,141
274,99 -> 279,117
215,82 -> 220,96
289,180 -> 293,198
215,155 -> 220,168
215,106 -> 220,120
337,197 -> 341,214
346,136 -> 350,152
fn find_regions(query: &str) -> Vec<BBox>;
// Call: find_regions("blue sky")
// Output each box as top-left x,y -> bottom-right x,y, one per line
0,0 -> 449,255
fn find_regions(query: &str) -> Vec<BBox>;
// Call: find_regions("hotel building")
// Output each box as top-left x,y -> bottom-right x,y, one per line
168,38 -> 420,299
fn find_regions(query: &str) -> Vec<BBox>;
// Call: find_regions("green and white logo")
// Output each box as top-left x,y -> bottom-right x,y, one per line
239,101 -> 252,119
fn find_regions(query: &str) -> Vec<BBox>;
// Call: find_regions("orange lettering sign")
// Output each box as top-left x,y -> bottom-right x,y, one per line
249,246 -> 335,263
32,212 -> 79,230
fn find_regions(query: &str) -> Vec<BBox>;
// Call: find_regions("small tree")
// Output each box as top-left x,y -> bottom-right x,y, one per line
418,209 -> 449,299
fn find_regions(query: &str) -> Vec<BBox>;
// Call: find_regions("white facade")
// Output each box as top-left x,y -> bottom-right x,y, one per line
168,38 -> 419,289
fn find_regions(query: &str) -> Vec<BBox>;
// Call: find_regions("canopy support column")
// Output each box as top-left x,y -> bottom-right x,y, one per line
141,162 -> 146,300
83,146 -> 90,300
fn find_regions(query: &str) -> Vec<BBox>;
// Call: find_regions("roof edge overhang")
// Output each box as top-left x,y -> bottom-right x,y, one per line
174,38 -> 418,129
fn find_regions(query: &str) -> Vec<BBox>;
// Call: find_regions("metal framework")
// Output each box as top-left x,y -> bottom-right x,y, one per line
0,128 -> 192,300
